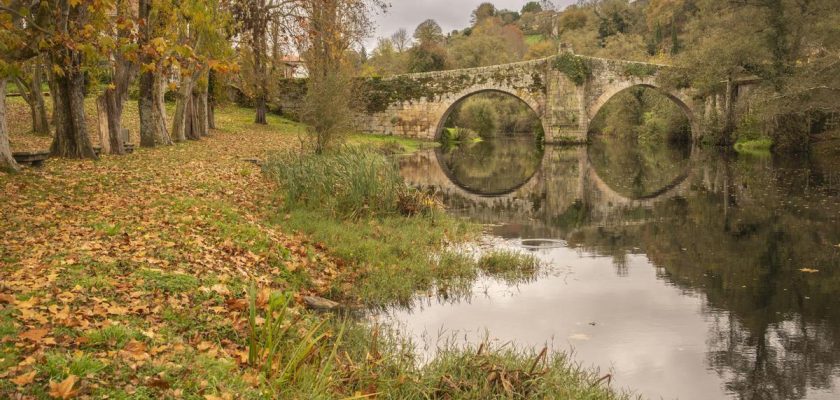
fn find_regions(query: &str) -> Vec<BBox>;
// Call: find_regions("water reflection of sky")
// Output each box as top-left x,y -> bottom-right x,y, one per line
388,138 -> 840,400
386,245 -> 729,399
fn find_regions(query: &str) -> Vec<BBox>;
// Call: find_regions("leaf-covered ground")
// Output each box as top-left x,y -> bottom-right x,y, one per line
2,103 -> 628,400
0,105 -> 350,398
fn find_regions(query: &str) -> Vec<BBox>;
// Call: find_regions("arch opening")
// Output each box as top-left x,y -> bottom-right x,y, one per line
434,89 -> 544,142
587,85 -> 693,200
434,90 -> 545,196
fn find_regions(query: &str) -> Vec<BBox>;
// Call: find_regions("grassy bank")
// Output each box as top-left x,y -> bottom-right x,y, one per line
1,104 -> 627,399
262,147 -> 479,305
261,146 -> 627,398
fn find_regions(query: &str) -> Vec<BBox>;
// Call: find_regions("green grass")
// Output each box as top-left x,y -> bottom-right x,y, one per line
84,325 -> 143,349
0,308 -> 17,338
264,147 -> 408,220
526,34 -> 545,45
134,268 -> 200,293
478,249 -> 541,285
734,138 -> 773,157
1,103 -> 628,399
348,132 -> 437,154
441,126 -> 478,144
336,324 -> 629,399
262,147 -> 481,304
38,351 -> 108,380
281,209 -> 476,305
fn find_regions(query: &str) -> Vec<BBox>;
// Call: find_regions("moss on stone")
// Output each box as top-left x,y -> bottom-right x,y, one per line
621,63 -> 658,79
552,53 -> 592,86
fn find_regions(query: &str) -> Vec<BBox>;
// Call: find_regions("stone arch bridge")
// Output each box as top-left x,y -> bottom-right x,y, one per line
356,53 -> 702,144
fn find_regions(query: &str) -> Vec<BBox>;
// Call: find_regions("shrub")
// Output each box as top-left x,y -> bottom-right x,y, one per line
441,126 -> 476,143
457,97 -> 500,137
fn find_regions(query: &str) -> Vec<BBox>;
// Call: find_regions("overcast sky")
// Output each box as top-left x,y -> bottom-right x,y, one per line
366,0 -> 577,49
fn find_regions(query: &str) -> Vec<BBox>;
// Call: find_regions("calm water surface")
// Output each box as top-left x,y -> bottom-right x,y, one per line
387,137 -> 840,400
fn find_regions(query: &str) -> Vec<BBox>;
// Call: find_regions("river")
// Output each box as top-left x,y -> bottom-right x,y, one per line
385,136 -> 840,400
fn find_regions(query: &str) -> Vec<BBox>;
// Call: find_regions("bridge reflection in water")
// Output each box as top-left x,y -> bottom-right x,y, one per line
400,140 -> 696,233
394,140 -> 840,400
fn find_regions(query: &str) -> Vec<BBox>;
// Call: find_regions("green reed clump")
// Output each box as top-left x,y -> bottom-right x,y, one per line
336,325 -> 631,400
246,285 -> 344,397
264,147 -> 403,219
263,147 -> 440,220
478,250 -> 541,285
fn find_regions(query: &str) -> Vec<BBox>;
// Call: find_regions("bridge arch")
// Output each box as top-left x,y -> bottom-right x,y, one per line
587,82 -> 700,139
433,87 -> 545,141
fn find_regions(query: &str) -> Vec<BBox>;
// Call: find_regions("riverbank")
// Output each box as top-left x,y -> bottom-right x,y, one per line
1,104 -> 627,398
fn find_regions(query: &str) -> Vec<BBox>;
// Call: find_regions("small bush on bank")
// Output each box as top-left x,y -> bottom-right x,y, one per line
441,126 -> 477,143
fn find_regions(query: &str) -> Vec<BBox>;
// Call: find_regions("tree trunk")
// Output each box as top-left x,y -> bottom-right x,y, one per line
207,69 -> 217,129
171,73 -> 196,142
207,101 -> 216,130
152,70 -> 172,145
106,87 -> 126,153
26,61 -> 49,135
49,50 -> 98,159
139,67 -> 156,147
47,70 -> 58,129
255,96 -> 268,124
185,94 -> 201,141
96,95 -> 112,154
14,60 -> 51,136
196,81 -> 209,137
253,25 -> 268,125
30,95 -> 50,136
138,0 -> 156,148
30,63 -> 49,135
0,79 -> 20,173
100,53 -> 135,154
97,86 -> 129,155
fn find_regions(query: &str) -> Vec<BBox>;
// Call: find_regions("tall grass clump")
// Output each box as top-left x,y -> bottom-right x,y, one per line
246,284 -> 344,397
336,325 -> 630,399
264,147 -> 435,219
478,250 -> 541,285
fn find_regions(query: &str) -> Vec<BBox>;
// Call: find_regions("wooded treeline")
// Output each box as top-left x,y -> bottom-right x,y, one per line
363,0 -> 840,149
0,0 -> 383,172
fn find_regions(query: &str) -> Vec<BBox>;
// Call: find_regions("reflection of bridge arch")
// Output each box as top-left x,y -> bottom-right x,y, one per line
399,148 -> 547,213
433,142 -> 544,197
587,81 -> 701,139
433,88 -> 544,141
584,160 -> 693,209
583,144 -> 696,208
